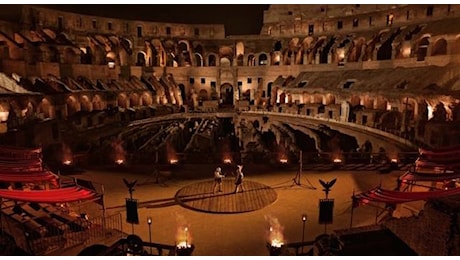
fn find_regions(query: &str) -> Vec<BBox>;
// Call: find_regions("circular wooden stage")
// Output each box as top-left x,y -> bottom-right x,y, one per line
175,179 -> 277,214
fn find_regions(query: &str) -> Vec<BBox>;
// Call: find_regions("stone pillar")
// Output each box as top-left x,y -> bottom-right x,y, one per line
426,38 -> 433,58
391,43 -> 397,59
373,44 -> 380,61
340,101 -> 349,122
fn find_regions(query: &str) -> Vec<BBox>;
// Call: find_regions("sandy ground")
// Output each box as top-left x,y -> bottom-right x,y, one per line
71,164 -> 403,256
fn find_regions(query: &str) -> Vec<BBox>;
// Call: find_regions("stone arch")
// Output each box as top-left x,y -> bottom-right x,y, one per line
350,95 -> 361,107
38,98 -> 53,119
136,51 -> 147,66
237,54 -> 244,66
80,95 -> 92,112
431,38 -> 447,56
219,46 -> 234,66
198,89 -> 208,101
258,53 -> 268,65
324,94 -> 336,105
129,93 -> 140,107
220,83 -> 234,105
117,93 -> 129,108
362,95 -> 374,109
375,96 -> 389,111
177,41 -> 191,67
92,94 -> 104,111
207,53 -> 217,66
313,94 -> 323,104
66,95 -> 80,116
247,54 -> 255,66
140,92 -> 153,106
195,53 -> 204,66
177,40 -> 190,52
236,41 -> 244,56
220,57 -> 231,66
416,36 -> 430,61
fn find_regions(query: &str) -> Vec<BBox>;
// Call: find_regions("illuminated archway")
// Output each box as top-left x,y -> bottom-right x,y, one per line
431,38 -> 447,56
92,95 -> 104,111
136,51 -> 146,66
129,93 -> 140,107
416,36 -> 430,61
66,96 -> 80,116
80,95 -> 92,112
247,54 -> 255,66
140,92 -> 153,106
220,83 -> 234,105
118,93 -> 129,108
258,53 -> 268,65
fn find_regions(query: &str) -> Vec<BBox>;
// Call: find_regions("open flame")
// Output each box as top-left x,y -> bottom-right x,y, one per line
61,143 -> 73,166
63,159 -> 72,165
176,226 -> 192,248
333,158 -> 342,163
223,158 -> 232,164
265,216 -> 285,248
279,158 -> 288,164
269,226 -> 284,247
115,159 -> 124,165
170,158 -> 179,165
111,138 -> 126,166
391,158 -> 398,163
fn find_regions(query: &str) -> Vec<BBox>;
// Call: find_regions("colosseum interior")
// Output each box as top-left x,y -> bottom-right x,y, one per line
0,4 -> 459,256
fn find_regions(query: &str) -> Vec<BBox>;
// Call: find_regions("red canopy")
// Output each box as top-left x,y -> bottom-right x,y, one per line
0,145 -> 42,159
0,186 -> 98,203
399,171 -> 460,182
0,170 -> 57,183
353,187 -> 460,205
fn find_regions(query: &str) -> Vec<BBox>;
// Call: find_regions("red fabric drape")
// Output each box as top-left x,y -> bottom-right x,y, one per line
353,187 -> 460,205
0,170 -> 57,182
0,186 -> 97,203
399,171 -> 460,182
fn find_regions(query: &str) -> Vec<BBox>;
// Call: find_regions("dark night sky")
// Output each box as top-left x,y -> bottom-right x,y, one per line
0,4 -> 270,36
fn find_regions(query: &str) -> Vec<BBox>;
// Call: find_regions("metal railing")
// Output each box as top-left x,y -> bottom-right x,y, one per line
26,213 -> 123,255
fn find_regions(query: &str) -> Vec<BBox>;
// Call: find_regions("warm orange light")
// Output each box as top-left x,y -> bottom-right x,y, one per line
391,158 -> 398,163
63,160 -> 72,165
223,158 -> 232,164
269,226 -> 284,248
170,159 -> 179,164
176,227 -> 191,248
115,159 -> 124,165
333,158 -> 342,163
279,158 -> 288,164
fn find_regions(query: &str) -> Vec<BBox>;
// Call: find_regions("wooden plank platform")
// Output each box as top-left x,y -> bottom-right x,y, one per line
175,179 -> 277,214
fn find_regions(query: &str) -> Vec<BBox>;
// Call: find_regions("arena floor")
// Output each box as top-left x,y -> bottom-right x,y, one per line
70,163 -> 404,256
